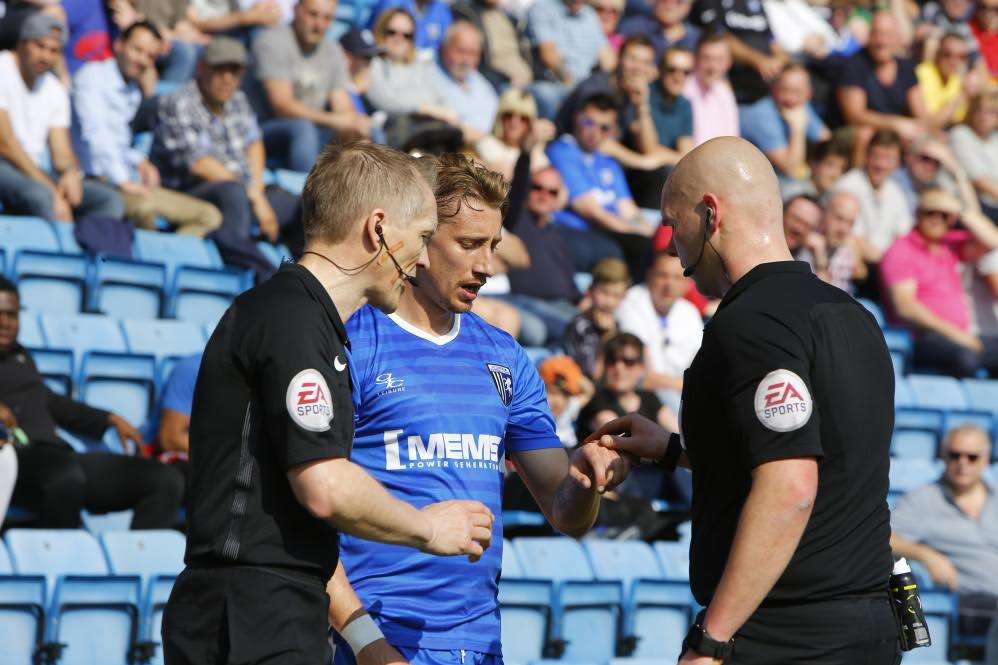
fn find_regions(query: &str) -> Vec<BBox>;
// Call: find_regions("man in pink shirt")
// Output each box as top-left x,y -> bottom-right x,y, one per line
881,188 -> 998,376
683,32 -> 738,146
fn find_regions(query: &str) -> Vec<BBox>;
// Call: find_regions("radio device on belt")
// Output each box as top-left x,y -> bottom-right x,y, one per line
889,557 -> 932,651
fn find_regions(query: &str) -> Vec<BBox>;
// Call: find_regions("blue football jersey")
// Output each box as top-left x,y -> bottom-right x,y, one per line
340,306 -> 562,655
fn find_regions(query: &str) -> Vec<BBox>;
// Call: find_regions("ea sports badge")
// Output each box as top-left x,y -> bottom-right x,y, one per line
753,369 -> 812,432
286,369 -> 333,432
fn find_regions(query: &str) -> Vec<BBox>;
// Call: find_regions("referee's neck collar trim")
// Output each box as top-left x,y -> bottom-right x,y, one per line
719,260 -> 810,308
388,312 -> 461,346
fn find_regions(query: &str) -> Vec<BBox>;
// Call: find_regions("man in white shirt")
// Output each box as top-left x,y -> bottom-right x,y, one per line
617,253 -> 703,409
0,13 -> 123,222
832,129 -> 912,263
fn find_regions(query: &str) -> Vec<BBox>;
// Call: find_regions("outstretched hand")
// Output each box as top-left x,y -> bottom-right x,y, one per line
584,413 -> 670,462
568,441 -> 631,494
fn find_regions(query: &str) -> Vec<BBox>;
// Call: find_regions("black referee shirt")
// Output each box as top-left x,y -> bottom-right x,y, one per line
680,261 -> 894,606
184,262 -> 353,581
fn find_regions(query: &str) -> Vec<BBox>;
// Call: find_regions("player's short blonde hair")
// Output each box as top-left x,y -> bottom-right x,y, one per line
434,153 -> 509,222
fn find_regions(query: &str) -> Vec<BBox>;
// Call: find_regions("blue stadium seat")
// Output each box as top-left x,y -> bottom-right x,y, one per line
81,511 -> 135,536
122,319 -> 205,360
257,242 -> 293,268
907,375 -> 969,411
889,459 -> 943,497
133,229 -> 222,274
90,258 -> 166,320
4,530 -> 142,665
13,251 -> 88,314
584,540 -> 689,659
499,576 -> 554,663
891,429 -> 939,460
101,531 -> 185,665
573,273 -> 593,293
53,221 -> 83,254
17,310 -> 44,347
895,377 -> 944,435
80,352 -> 156,436
502,538 -> 524,578
652,542 -> 689,582
963,379 -> 998,416
523,347 -> 552,367
891,350 -> 904,377
41,313 -> 127,385
275,169 -> 307,195
514,538 -> 622,663
26,348 -> 74,395
0,539 -> 46,665
0,215 -> 58,259
882,328 -> 913,358
856,298 -> 886,327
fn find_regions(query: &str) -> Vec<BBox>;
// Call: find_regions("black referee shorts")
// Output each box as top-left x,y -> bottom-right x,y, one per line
162,566 -> 332,665
722,593 -> 901,665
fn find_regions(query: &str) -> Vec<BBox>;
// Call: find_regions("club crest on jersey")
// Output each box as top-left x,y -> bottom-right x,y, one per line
487,363 -> 513,406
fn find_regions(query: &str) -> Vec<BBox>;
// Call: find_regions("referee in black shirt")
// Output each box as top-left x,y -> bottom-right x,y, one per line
162,143 -> 494,665
589,137 -> 899,664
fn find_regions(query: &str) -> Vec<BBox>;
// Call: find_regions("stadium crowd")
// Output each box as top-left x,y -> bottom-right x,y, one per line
0,0 -> 998,659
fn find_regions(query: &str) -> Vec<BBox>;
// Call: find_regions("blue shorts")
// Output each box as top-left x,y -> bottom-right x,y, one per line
332,638 -> 502,665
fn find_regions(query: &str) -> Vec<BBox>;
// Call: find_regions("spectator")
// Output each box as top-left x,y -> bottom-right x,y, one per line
917,0 -> 977,63
617,253 -> 702,409
142,352 -> 200,486
0,1 -> 67,53
818,190 -> 867,292
339,28 -> 381,107
115,0 -> 210,84
0,14 -> 124,222
365,9 -> 471,147
782,193 -> 826,268
618,0 -> 699,60
833,130 -> 912,263
63,0 -> 114,75
503,164 -> 580,342
150,37 -> 303,276
72,21 -> 222,237
564,256 -> 629,377
575,332 -> 677,443
0,277 -> 184,529
251,0 -> 371,173
918,31 -> 984,129
591,0 -> 625,53
891,424 -> 997,597
641,46 -> 694,167
881,188 -> 998,377
691,0 -> 786,105
527,0 -> 613,118
0,408 -> 15,526
475,88 -> 554,181
538,355 -> 594,448
950,88 -> 998,219
433,22 -> 499,135
837,11 -> 928,143
893,137 -> 962,215
740,63 -> 830,181
188,0 -> 284,36
684,32 -> 738,147
971,0 -> 998,79
546,93 -> 654,278
451,0 -> 533,88
807,137 -> 851,200
366,0 -> 453,53
764,0 -> 840,60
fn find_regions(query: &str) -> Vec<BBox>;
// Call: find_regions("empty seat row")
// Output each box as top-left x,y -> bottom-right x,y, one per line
895,375 -> 998,460
0,529 -> 185,665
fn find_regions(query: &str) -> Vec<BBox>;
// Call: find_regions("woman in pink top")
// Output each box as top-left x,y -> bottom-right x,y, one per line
880,188 -> 998,376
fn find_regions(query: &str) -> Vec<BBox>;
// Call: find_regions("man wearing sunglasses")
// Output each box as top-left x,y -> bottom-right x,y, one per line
881,188 -> 998,376
891,425 -> 998,595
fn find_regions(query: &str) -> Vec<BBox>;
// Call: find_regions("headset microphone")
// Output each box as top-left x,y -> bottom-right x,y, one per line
683,208 -> 713,278
376,224 -> 420,287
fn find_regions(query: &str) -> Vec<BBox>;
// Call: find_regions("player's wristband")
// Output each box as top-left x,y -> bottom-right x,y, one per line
341,614 -> 385,655
654,433 -> 683,472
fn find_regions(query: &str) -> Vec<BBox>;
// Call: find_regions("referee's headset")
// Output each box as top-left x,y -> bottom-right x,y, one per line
300,222 -> 420,287
682,207 -> 714,278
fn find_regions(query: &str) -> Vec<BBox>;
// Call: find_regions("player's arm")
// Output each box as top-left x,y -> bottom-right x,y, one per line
326,562 -> 410,665
511,443 -> 628,537
288,459 -> 492,557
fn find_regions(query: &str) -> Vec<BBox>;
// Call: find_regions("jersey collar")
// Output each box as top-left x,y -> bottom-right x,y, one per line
388,312 -> 461,346
717,260 -> 810,312
280,262 -> 350,349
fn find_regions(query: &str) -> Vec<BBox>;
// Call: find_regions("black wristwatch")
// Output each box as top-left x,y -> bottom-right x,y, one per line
684,621 -> 734,660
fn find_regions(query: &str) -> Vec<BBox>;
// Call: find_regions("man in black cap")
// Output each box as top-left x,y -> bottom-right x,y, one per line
150,36 -> 303,277
590,137 -> 899,664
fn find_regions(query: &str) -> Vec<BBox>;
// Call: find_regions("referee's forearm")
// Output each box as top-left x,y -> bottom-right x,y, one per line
702,458 -> 818,641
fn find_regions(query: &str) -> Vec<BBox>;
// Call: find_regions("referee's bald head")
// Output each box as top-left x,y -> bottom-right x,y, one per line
301,141 -> 435,244
661,137 -> 788,297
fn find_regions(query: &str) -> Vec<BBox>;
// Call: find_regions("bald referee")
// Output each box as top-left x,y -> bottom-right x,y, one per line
162,143 -> 494,665
589,137 -> 900,664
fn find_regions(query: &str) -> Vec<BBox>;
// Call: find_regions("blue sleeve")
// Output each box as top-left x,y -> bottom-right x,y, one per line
161,357 -> 200,416
608,158 -> 632,201
547,141 -> 595,201
805,104 -> 828,142
507,344 -> 562,451
740,102 -> 786,152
